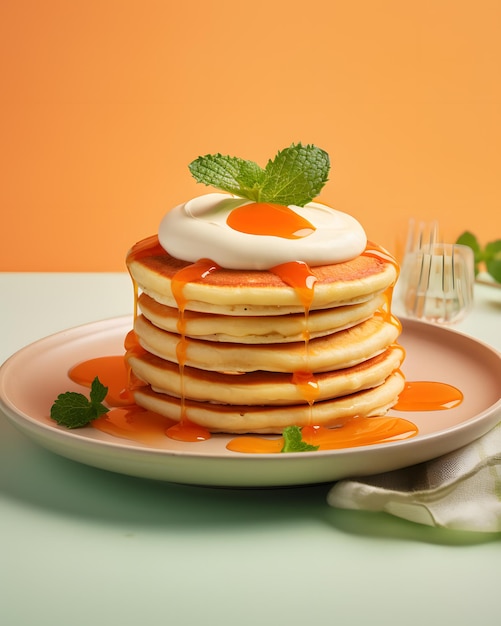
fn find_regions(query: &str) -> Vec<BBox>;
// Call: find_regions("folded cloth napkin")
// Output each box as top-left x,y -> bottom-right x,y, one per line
327,421 -> 501,532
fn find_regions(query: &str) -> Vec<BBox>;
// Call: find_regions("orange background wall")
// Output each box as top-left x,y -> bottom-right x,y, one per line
1,0 -> 500,271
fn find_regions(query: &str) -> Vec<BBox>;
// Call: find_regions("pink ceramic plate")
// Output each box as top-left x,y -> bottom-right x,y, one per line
0,316 -> 500,487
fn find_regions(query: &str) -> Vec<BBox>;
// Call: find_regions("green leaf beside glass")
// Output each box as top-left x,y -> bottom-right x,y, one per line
456,231 -> 501,283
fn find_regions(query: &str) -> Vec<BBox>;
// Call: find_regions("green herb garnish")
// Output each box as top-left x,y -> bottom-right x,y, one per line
281,425 -> 319,453
189,143 -> 330,207
50,376 -> 109,429
456,231 -> 501,283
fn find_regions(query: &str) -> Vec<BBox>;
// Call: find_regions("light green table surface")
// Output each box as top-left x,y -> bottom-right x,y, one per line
1,273 -> 500,626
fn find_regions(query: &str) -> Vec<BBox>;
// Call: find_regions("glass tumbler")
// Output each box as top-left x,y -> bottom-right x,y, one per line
400,243 -> 475,324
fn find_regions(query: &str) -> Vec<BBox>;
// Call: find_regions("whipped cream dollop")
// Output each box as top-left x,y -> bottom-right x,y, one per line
158,193 -> 367,270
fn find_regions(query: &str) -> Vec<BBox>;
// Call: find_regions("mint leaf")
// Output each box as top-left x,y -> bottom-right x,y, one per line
188,143 -> 330,207
260,144 -> 330,206
281,425 -> 319,453
89,376 -> 108,405
189,154 -> 265,201
456,231 -> 483,275
456,231 -> 501,283
50,376 -> 109,429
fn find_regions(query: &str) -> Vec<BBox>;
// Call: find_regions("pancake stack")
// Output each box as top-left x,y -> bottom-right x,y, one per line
125,238 -> 405,434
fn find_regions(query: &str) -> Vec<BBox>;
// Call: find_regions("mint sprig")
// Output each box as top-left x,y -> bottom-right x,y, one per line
456,231 -> 501,283
281,425 -> 319,453
50,376 -> 109,429
189,143 -> 330,207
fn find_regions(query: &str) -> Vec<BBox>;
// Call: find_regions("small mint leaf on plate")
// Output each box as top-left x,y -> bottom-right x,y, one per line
50,376 -> 109,429
281,425 -> 319,453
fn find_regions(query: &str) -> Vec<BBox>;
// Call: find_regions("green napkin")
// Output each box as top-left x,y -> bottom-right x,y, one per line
327,421 -> 501,532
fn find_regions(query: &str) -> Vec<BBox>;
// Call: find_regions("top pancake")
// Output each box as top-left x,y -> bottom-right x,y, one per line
127,239 -> 398,315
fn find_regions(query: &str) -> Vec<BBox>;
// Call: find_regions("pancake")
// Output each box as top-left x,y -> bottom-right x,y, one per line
138,291 -> 386,343
127,344 -> 405,406
133,313 -> 401,373
132,371 -> 406,434
127,241 -> 398,315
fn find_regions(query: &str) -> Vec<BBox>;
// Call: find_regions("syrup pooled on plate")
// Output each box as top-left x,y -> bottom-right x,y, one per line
93,405 -> 177,446
226,418 -> 419,454
393,381 -> 463,411
69,356 -> 133,407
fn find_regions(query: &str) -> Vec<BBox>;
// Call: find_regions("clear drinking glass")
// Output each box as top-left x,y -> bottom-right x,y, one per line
400,243 -> 475,324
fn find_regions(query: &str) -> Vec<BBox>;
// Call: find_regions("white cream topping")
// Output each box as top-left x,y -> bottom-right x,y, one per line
158,193 -> 367,270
